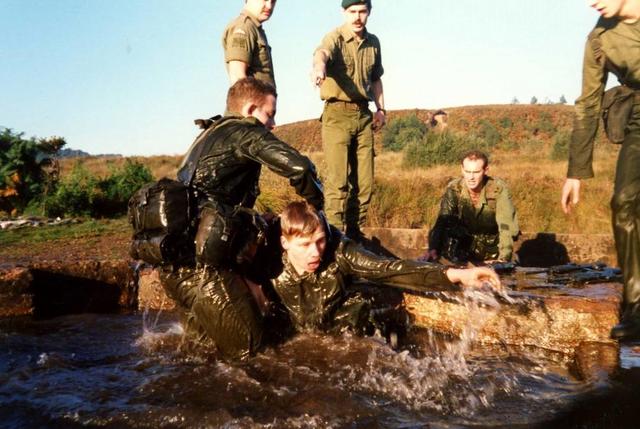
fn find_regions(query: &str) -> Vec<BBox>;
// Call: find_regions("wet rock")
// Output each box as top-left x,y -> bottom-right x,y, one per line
138,267 -> 175,311
0,266 -> 33,316
404,279 -> 621,356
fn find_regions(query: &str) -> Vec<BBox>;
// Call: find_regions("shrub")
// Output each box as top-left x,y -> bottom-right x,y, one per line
475,119 -> 501,148
403,131 -> 472,168
550,130 -> 571,160
382,114 -> 427,152
94,160 -> 154,217
44,163 -> 97,217
43,160 -> 153,218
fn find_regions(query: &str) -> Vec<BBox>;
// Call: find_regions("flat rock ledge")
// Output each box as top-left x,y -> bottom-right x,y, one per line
0,229 -> 621,364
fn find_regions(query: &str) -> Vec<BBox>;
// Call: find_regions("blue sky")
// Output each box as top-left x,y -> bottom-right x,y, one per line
1,1 -> 598,156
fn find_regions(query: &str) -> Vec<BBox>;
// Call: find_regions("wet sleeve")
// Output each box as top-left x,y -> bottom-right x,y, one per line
495,185 -> 519,261
335,240 -> 457,293
224,21 -> 255,64
567,33 -> 608,179
241,128 -> 325,211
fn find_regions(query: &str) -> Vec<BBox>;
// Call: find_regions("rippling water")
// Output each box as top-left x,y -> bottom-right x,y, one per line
0,295 -> 638,428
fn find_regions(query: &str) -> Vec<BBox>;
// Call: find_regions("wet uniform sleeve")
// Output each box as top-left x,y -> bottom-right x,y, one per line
239,126 -> 325,211
495,185 -> 519,261
335,239 -> 457,293
568,32 -> 608,179
429,185 -> 459,252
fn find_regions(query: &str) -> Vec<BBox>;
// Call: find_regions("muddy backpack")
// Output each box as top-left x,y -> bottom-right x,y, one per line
128,115 -> 222,266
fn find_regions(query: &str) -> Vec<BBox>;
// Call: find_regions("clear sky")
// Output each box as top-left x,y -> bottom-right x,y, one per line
1,1 -> 599,156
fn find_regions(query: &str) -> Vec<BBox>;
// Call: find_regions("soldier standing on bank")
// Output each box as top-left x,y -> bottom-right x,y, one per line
311,0 -> 386,242
561,0 -> 640,341
222,0 -> 277,87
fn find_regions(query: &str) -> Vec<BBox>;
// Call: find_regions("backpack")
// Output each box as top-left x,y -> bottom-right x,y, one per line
128,115 -> 222,266
128,178 -> 195,266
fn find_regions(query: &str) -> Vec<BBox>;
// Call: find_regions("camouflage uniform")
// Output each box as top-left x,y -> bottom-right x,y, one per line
273,226 -> 456,335
568,17 -> 640,326
222,11 -> 275,88
429,176 -> 519,262
316,23 -> 384,233
162,115 -> 324,360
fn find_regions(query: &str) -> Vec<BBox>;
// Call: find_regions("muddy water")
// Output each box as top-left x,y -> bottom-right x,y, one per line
0,297 -> 638,428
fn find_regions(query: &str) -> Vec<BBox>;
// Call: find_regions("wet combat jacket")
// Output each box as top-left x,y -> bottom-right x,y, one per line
272,226 -> 456,333
178,115 -> 324,211
568,17 -> 640,179
429,176 -> 519,262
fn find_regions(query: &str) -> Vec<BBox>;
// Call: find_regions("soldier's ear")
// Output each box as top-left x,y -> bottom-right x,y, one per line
242,101 -> 257,118
280,235 -> 290,251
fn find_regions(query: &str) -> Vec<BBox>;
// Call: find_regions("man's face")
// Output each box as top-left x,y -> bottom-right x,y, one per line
245,0 -> 276,23
343,4 -> 370,35
251,94 -> 277,130
281,226 -> 327,275
587,0 -> 626,17
461,158 -> 487,193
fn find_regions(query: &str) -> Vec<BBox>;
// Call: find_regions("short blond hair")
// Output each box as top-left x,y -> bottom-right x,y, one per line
280,201 -> 321,239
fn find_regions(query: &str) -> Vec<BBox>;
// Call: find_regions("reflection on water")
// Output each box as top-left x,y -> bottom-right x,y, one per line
0,293 -> 637,428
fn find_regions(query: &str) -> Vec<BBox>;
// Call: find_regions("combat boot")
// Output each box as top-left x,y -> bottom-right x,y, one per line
610,315 -> 640,342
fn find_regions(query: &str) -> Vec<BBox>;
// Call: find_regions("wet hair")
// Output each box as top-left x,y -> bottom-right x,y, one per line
460,149 -> 489,168
226,77 -> 277,114
280,201 -> 322,239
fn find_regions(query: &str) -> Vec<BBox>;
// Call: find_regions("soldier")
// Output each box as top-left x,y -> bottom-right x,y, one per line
561,0 -> 640,341
161,77 -> 324,361
222,0 -> 276,87
425,150 -> 519,264
272,201 -> 502,338
311,0 -> 385,241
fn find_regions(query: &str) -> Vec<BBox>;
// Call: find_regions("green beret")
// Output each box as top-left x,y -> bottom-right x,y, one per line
342,0 -> 371,9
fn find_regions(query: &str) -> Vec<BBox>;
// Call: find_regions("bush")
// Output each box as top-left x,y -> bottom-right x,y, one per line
382,114 -> 427,152
550,130 -> 571,160
94,160 -> 154,216
403,131 -> 473,168
43,160 -> 153,218
44,163 -> 97,217
475,119 -> 501,148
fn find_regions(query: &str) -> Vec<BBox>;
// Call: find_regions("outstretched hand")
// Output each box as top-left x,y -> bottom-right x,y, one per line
561,178 -> 581,214
446,266 -> 502,291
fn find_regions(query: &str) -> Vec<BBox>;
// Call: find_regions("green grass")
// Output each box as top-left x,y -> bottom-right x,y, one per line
0,217 -> 129,248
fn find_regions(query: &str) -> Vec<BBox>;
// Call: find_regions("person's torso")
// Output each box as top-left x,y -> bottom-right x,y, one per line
450,177 -> 501,236
223,12 -> 275,87
190,117 -> 266,207
320,25 -> 381,102
593,17 -> 640,89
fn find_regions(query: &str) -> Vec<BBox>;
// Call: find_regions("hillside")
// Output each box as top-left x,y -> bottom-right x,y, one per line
57,104 -> 617,235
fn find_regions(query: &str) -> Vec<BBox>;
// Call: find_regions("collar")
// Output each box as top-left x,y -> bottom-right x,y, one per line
241,10 -> 262,27
339,23 -> 369,43
460,177 -> 489,206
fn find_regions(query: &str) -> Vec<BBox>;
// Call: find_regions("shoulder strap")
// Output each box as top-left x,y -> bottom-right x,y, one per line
176,115 -> 223,186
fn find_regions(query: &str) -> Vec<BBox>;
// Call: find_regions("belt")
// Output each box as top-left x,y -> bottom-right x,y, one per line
325,99 -> 370,111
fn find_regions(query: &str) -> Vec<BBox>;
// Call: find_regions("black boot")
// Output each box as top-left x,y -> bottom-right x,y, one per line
610,317 -> 640,341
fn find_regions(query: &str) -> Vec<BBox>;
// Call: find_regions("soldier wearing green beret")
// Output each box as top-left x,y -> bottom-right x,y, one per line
222,0 -> 276,88
561,0 -> 640,341
311,0 -> 385,242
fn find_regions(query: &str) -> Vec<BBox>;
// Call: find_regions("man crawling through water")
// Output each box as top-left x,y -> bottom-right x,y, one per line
160,201 -> 502,361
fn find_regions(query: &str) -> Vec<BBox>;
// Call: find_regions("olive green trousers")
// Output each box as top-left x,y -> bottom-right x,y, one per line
612,103 -> 640,320
321,102 -> 374,231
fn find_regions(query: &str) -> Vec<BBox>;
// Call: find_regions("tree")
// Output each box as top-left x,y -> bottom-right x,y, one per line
511,97 -> 520,105
530,96 -> 538,105
559,94 -> 567,105
0,128 -> 66,214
